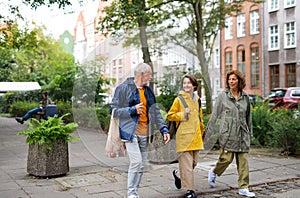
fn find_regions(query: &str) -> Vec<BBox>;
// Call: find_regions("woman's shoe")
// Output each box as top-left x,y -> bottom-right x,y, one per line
172,169 -> 181,189
238,188 -> 255,197
185,190 -> 197,198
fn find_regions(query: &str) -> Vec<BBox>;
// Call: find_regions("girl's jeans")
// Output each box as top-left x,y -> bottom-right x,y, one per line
125,135 -> 148,197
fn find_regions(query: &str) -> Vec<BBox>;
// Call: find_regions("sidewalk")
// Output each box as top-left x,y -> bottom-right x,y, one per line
1,116 -> 300,198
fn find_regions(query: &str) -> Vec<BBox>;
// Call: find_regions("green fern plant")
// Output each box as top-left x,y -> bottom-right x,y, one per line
17,113 -> 79,150
251,101 -> 277,146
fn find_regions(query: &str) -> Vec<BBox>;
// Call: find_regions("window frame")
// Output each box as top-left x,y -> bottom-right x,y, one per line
225,51 -> 233,73
268,0 -> 279,12
236,13 -> 246,38
269,25 -> 280,51
250,10 -> 259,35
269,65 -> 280,89
285,63 -> 296,87
237,48 -> 246,75
225,17 -> 233,40
284,21 -> 296,48
284,0 -> 296,8
251,47 -> 260,88
215,48 -> 220,68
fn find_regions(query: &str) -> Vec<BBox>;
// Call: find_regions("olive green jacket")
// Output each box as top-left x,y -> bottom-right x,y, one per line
205,89 -> 252,152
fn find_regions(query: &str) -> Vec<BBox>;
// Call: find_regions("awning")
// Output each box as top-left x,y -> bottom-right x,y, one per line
0,82 -> 41,93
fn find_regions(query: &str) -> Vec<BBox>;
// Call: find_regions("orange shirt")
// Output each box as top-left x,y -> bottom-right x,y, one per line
136,88 -> 148,135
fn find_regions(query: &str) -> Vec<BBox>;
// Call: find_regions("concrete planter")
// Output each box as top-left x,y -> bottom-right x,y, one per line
27,139 -> 69,177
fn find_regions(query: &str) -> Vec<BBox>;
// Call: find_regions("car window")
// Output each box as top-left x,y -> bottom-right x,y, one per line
275,90 -> 286,97
291,90 -> 300,97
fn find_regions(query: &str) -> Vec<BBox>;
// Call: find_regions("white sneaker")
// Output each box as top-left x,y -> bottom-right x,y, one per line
238,188 -> 255,197
208,168 -> 216,187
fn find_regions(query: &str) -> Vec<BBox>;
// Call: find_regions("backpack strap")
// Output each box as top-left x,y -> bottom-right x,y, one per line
198,98 -> 202,122
178,95 -> 189,120
178,95 -> 188,108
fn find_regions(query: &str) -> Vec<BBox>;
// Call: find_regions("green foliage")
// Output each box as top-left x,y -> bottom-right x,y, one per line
251,101 -> 277,146
155,68 -> 185,111
72,66 -> 112,106
270,108 -> 300,155
17,113 -> 79,150
0,24 -> 76,102
9,101 -> 39,117
251,101 -> 300,155
96,104 -> 111,133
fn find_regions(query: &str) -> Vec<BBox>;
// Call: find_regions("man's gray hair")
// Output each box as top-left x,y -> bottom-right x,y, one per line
134,63 -> 151,76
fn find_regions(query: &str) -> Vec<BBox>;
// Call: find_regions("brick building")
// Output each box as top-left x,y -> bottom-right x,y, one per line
220,1 -> 262,95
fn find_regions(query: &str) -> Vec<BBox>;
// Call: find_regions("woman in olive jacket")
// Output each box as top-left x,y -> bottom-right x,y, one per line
206,70 -> 255,197
167,75 -> 205,198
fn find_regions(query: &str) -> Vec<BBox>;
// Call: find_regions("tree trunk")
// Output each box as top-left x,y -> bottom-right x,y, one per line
138,0 -> 154,90
194,0 -> 213,114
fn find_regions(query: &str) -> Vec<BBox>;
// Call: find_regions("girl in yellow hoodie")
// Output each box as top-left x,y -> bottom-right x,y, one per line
167,74 -> 205,198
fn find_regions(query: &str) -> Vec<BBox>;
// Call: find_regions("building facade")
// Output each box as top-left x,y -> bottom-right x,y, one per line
220,1 -> 262,95
262,0 -> 300,96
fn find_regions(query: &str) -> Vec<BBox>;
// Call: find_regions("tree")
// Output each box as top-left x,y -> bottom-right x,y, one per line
98,0 -> 170,89
1,0 -> 72,22
0,23 -> 76,102
98,0 -> 264,114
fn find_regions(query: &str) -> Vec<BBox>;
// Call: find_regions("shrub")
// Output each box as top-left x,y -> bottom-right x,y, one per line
251,101 -> 277,146
96,104 -> 111,133
9,101 -> 39,117
17,113 -> 79,150
270,108 -> 300,155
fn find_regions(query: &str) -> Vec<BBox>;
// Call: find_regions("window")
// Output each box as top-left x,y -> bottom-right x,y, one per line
250,10 -> 259,35
284,0 -> 296,8
269,0 -> 279,12
215,48 -> 220,68
285,63 -> 296,87
269,25 -> 279,50
118,59 -> 123,65
237,49 -> 246,74
284,21 -> 296,48
225,17 -> 233,40
270,65 -> 280,89
225,52 -> 232,73
237,14 -> 245,37
291,90 -> 300,97
251,47 -> 260,88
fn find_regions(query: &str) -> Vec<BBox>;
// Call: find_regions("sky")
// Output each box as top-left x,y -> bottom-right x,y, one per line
4,0 -> 87,39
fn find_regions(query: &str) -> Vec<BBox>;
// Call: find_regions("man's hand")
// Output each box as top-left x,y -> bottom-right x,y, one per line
163,133 -> 170,144
135,102 -> 143,114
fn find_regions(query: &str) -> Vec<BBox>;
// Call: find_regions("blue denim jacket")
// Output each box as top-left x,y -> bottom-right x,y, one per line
110,77 -> 169,142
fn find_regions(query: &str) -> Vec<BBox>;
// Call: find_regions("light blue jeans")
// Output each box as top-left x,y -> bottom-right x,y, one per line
125,135 -> 148,197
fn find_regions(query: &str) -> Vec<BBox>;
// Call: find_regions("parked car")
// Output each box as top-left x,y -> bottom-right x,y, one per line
265,87 -> 300,110
248,94 -> 263,106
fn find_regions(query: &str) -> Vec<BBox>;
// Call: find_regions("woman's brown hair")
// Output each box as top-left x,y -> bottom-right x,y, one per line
225,70 -> 246,90
181,74 -> 199,91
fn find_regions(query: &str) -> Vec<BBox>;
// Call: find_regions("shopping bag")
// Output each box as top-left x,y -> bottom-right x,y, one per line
105,109 -> 126,158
